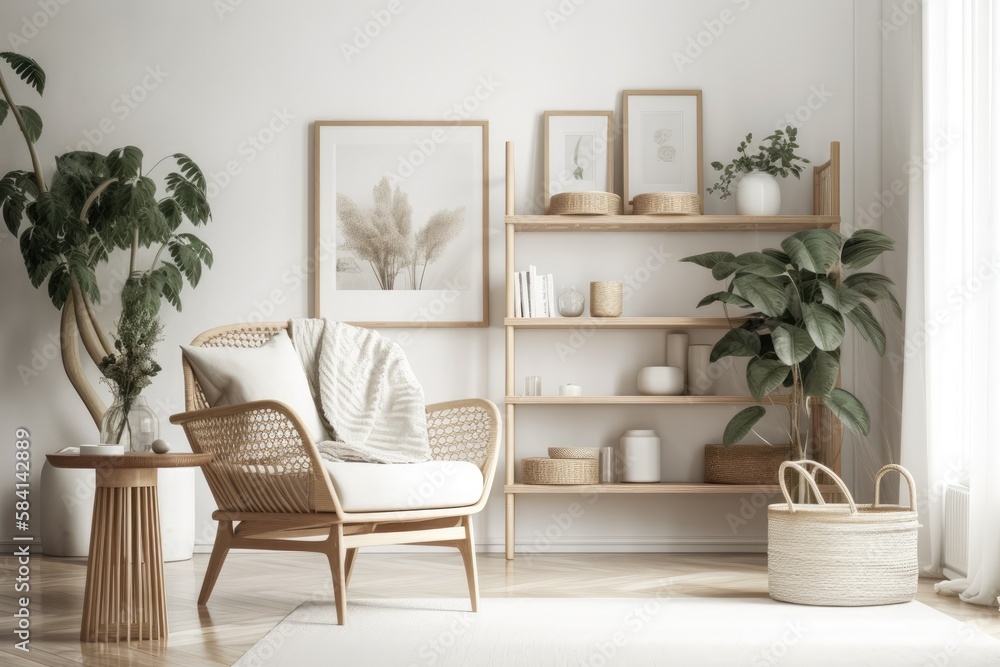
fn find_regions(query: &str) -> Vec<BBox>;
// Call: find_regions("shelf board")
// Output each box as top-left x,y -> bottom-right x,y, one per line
505,482 -> 838,495
505,395 -> 788,405
505,316 -> 747,329
506,214 -> 840,232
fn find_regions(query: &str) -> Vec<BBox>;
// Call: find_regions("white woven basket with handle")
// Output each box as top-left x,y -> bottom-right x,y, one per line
768,460 -> 920,607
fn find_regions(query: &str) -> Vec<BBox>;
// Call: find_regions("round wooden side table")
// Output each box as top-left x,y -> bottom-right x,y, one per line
46,452 -> 212,643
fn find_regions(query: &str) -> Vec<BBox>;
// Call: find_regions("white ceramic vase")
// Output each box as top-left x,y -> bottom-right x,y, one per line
687,344 -> 715,396
619,430 -> 661,483
666,332 -> 689,390
735,171 -> 781,216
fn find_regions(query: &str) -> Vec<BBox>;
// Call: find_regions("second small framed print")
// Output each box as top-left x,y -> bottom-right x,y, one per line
543,111 -> 614,213
622,90 -> 703,213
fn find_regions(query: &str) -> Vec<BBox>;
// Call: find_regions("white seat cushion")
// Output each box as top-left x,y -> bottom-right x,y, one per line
323,460 -> 483,512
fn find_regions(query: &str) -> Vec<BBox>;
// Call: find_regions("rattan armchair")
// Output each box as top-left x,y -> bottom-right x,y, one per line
169,322 -> 501,624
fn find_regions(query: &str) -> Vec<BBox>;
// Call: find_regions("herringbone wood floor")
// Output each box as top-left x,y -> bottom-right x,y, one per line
1,551 -> 996,666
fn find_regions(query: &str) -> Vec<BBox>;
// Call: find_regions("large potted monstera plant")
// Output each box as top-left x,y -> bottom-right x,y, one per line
0,53 -> 213,446
682,228 -> 900,476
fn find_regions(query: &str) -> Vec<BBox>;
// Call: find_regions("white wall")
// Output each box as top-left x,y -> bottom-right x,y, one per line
0,0 -> 895,553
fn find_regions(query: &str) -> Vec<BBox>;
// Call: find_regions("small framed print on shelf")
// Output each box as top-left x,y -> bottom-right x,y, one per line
622,90 -> 703,213
313,120 -> 489,327
543,111 -> 614,213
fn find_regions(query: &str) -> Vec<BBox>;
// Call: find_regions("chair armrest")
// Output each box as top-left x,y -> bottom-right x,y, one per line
170,400 -> 343,515
425,398 -> 502,507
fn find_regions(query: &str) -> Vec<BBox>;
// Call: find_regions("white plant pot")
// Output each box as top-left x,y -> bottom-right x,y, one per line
735,171 -> 781,216
41,448 -> 196,561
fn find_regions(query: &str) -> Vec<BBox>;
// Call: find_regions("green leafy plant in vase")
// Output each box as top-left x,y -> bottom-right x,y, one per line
682,228 -> 901,464
0,53 -> 213,437
706,126 -> 809,215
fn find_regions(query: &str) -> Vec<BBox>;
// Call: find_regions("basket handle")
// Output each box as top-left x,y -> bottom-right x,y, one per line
873,464 -> 918,511
778,460 -> 857,514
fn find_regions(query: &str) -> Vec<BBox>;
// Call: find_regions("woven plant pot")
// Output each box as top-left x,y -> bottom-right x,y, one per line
704,444 -> 791,485
768,461 -> 920,606
549,191 -> 623,215
632,192 -> 701,215
522,457 -> 598,484
590,281 -> 623,317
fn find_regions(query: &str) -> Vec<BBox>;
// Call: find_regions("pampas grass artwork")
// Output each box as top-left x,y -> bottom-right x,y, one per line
337,176 -> 465,290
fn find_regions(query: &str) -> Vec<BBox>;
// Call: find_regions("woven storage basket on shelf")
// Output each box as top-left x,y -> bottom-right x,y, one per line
768,460 -> 920,607
548,447 -> 600,460
590,281 -> 623,317
549,191 -> 623,215
522,457 -> 598,484
704,444 -> 791,484
632,192 -> 701,215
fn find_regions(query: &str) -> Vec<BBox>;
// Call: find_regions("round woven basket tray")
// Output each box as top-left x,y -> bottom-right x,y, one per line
548,447 -> 600,460
549,191 -> 623,215
522,457 -> 599,484
632,192 -> 702,215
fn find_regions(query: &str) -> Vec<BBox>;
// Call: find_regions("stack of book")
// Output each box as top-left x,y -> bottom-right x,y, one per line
513,265 -> 557,318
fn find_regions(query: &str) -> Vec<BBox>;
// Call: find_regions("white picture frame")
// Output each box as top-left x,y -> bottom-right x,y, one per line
543,111 -> 614,213
622,90 -> 703,213
313,120 -> 489,327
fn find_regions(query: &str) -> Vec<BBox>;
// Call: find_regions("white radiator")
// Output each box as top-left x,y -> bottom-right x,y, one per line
942,484 -> 970,580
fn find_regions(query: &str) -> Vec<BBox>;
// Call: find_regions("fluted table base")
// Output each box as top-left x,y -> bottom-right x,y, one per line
81,468 -> 166,642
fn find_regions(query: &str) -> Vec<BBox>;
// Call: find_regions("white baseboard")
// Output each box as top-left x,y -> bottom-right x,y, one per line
191,536 -> 766,555
10,536 -> 765,556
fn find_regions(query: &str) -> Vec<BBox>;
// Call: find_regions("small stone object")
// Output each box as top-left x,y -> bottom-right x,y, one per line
151,438 -> 171,454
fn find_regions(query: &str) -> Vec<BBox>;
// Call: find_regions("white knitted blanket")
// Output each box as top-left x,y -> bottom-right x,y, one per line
289,319 -> 430,464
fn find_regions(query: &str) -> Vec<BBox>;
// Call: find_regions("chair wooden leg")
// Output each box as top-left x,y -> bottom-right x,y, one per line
457,516 -> 480,612
344,548 -> 359,589
198,520 -> 233,606
325,525 -> 347,625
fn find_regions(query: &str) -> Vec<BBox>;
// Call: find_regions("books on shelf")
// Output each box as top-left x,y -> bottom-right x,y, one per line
513,265 -> 558,317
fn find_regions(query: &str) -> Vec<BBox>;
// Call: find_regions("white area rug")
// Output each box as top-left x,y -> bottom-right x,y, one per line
235,597 -> 1000,667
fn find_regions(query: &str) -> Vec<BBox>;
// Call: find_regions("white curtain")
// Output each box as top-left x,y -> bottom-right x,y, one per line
900,0 -> 1000,607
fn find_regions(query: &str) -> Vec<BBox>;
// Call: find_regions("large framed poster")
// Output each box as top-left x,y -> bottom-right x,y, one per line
313,120 -> 489,327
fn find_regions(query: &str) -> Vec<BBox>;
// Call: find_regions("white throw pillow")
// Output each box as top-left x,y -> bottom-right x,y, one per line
181,331 -> 328,443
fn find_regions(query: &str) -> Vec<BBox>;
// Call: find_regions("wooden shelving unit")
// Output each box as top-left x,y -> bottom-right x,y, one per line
507,214 -> 839,233
502,140 -> 842,560
504,316 -> 747,329
506,395 -> 788,406
505,482 -> 839,495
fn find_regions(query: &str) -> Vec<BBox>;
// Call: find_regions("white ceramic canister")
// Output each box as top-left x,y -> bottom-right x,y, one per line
619,429 -> 661,483
735,171 -> 781,216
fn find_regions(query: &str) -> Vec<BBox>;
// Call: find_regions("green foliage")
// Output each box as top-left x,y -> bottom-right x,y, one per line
99,279 -> 163,399
1,54 -> 214,406
681,228 -> 901,454
98,279 -> 164,442
706,126 -> 810,200
0,52 -> 45,94
723,406 -> 767,445
15,105 -> 42,141
3,147 -> 212,312
1,57 -> 214,317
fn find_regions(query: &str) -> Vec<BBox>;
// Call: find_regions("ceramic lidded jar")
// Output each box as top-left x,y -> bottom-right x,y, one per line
619,429 -> 661,483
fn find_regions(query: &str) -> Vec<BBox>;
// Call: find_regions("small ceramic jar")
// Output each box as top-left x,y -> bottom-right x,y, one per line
619,429 -> 661,483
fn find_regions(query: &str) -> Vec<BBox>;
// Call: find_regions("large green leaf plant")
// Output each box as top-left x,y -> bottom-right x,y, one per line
682,228 -> 900,461
0,53 -> 213,428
